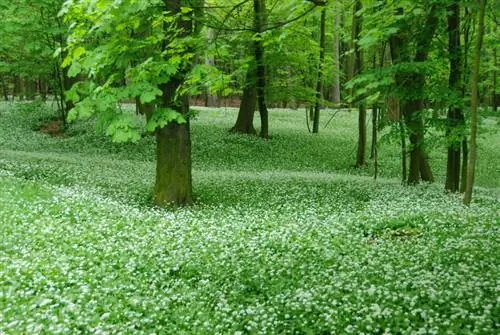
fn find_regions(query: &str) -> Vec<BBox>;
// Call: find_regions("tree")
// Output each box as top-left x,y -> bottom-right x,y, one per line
464,0 -> 487,206
351,0 -> 366,168
445,2 -> 465,193
253,0 -> 270,138
312,6 -> 326,134
62,0 -> 204,207
389,4 -> 437,184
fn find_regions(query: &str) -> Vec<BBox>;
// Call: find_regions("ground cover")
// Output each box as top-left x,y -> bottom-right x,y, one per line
0,101 -> 499,334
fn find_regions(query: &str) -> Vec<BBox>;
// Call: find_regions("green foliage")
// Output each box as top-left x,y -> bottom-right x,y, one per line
60,0 -> 206,142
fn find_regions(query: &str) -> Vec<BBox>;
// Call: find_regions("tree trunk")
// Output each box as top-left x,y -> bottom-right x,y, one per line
231,69 -> 257,134
399,119 -> 407,184
390,6 -> 437,184
332,4 -> 341,104
313,7 -> 326,134
493,24 -> 498,111
460,139 -> 468,192
154,0 -> 195,207
445,3 -> 464,192
253,0 -> 269,139
371,106 -> 377,159
0,75 -> 8,101
464,0 -> 487,206
356,104 -> 367,167
352,0 -> 365,167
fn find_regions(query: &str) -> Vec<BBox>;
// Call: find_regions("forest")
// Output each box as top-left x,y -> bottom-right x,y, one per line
0,0 -> 499,333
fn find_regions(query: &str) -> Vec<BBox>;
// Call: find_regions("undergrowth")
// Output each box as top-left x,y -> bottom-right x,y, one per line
0,101 -> 499,334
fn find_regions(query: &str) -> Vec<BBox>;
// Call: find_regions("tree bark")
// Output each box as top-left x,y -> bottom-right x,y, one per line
464,0 -> 487,206
231,67 -> 257,134
352,0 -> 365,167
313,7 -> 326,134
445,2 -> 464,192
253,0 -> 269,138
154,0 -> 195,207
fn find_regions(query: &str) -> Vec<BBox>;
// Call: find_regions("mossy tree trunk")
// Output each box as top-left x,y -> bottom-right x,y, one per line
231,64 -> 257,134
464,0 -> 487,206
154,0 -> 196,207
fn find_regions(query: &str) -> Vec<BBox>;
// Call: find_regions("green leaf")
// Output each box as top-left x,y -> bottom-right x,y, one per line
146,108 -> 186,132
139,87 -> 162,104
67,61 -> 82,78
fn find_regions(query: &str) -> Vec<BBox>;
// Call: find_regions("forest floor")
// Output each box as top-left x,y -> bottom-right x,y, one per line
0,101 -> 499,334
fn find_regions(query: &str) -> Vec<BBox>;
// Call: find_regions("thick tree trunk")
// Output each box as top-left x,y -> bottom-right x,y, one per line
153,0 -> 195,207
155,119 -> 193,207
445,3 -> 464,192
231,71 -> 257,134
313,7 -> 326,134
464,0 -> 487,206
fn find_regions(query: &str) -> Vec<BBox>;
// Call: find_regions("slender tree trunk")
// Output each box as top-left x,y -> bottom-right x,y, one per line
371,106 -> 377,159
460,139 -> 468,192
253,0 -> 269,138
154,0 -> 196,207
231,66 -> 257,134
399,119 -> 407,184
313,7 -> 326,134
464,0 -> 487,206
373,106 -> 379,179
445,3 -> 463,192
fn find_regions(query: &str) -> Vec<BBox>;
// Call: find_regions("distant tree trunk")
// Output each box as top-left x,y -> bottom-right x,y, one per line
26,80 -> 37,100
154,0 -> 196,207
253,0 -> 269,138
14,76 -> 25,101
204,28 -> 219,107
313,7 -> 326,134
445,3 -> 464,192
332,5 -> 341,104
0,75 -> 8,101
231,66 -> 257,134
464,0 -> 487,206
